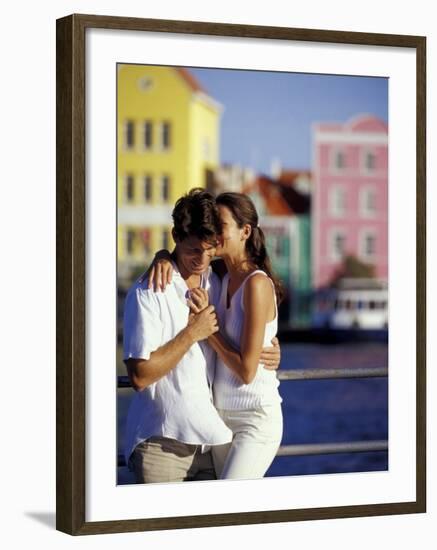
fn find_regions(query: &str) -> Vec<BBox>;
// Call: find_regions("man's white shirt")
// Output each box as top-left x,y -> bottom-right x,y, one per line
123,263 -> 232,464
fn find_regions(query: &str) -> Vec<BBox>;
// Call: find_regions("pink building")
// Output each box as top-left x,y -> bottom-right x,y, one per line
312,114 -> 388,289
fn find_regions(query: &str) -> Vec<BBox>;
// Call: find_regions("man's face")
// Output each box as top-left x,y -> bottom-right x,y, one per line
175,236 -> 217,277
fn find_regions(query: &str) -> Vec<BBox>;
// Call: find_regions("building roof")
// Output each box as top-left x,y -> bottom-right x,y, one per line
346,114 -> 388,133
277,170 -> 312,186
314,114 -> 388,134
175,67 -> 206,93
244,175 -> 311,216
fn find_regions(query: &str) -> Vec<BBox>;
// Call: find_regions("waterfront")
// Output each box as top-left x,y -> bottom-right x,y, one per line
117,341 -> 388,481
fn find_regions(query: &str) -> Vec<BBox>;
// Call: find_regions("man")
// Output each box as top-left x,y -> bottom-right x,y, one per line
123,188 -> 279,483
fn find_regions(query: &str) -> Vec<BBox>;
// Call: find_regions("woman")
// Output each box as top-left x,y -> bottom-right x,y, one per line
148,193 -> 284,480
204,193 -> 284,479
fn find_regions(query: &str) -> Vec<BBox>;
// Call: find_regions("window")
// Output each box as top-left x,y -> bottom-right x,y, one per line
138,76 -> 153,92
360,188 -> 377,217
162,228 -> 170,250
126,230 -> 135,255
125,120 -> 135,149
334,233 -> 345,257
364,234 -> 376,256
161,121 -> 171,150
360,230 -> 376,259
329,186 -> 346,217
330,230 -> 346,261
364,151 -> 376,171
143,121 -> 153,150
266,234 -> 282,257
161,175 -> 170,202
126,174 -> 135,202
143,175 -> 153,202
141,229 -> 151,255
334,150 -> 345,169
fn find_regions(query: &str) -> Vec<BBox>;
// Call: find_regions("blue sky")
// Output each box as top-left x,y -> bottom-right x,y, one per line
190,67 -> 388,174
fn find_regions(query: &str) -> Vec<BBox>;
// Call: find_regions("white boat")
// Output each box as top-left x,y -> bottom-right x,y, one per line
312,278 -> 388,330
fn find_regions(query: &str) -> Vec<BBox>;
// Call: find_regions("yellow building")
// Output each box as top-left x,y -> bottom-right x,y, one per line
117,65 -> 222,281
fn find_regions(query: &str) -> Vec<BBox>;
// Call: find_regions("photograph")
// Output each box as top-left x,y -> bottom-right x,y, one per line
56,13 -> 425,534
116,63 -> 389,485
2,0 -> 434,545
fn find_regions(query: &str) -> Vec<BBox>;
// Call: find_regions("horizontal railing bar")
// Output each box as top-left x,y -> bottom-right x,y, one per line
118,376 -> 133,388
117,439 -> 388,467
117,367 -> 387,388
277,367 -> 388,380
276,440 -> 388,456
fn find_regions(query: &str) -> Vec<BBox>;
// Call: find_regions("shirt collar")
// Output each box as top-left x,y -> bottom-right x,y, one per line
170,261 -> 210,305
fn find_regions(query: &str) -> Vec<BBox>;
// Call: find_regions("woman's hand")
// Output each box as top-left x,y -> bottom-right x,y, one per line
187,288 -> 209,313
138,250 -> 173,292
148,259 -> 173,292
260,337 -> 281,370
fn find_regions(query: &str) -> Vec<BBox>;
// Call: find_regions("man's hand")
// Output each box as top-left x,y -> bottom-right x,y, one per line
187,305 -> 219,342
187,288 -> 209,313
260,337 -> 281,371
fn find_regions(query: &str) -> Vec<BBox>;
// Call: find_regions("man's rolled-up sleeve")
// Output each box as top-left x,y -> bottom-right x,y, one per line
123,287 -> 164,361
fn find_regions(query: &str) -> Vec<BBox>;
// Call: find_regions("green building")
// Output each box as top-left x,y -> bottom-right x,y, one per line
245,173 -> 312,327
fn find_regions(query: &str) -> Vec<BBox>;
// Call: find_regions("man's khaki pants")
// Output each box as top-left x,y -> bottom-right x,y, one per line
130,436 -> 216,483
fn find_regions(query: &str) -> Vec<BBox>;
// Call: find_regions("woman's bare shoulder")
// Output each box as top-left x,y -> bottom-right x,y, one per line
244,273 -> 274,301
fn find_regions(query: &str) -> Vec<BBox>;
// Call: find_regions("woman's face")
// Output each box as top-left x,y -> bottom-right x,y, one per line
216,205 -> 246,257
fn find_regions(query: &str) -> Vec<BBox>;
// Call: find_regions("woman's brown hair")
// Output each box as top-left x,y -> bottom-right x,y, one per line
216,192 -> 285,304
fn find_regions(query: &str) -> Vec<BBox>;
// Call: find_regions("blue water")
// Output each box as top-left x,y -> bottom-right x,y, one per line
117,342 -> 388,478
266,342 -> 388,476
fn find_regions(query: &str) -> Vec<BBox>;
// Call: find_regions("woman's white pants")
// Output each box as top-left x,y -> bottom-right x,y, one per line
212,403 -> 283,480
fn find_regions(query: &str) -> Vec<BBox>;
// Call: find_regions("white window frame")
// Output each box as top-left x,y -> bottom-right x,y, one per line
359,228 -> 377,261
329,184 -> 347,218
359,145 -> 388,177
359,186 -> 377,218
329,228 -> 347,262
329,146 -> 347,174
360,147 -> 377,174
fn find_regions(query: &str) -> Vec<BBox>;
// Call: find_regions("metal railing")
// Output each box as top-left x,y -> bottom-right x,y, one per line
277,366 -> 388,456
277,366 -> 387,381
118,366 -> 387,387
117,366 -> 388,466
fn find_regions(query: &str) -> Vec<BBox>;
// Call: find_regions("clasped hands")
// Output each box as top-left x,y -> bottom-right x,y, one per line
143,257 -> 281,370
187,288 -> 280,371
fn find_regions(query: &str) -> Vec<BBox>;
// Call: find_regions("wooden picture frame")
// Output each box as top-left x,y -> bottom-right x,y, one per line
56,13 -> 426,535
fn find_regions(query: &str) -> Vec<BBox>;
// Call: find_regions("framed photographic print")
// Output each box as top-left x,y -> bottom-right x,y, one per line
56,13 -> 426,535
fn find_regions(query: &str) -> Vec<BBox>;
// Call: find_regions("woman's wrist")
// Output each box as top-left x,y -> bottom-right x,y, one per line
207,333 -> 218,348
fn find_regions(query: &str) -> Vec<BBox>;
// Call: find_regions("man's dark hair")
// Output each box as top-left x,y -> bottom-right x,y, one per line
172,188 -> 221,244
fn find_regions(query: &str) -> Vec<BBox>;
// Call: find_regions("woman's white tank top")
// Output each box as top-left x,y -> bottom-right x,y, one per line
213,270 -> 282,410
